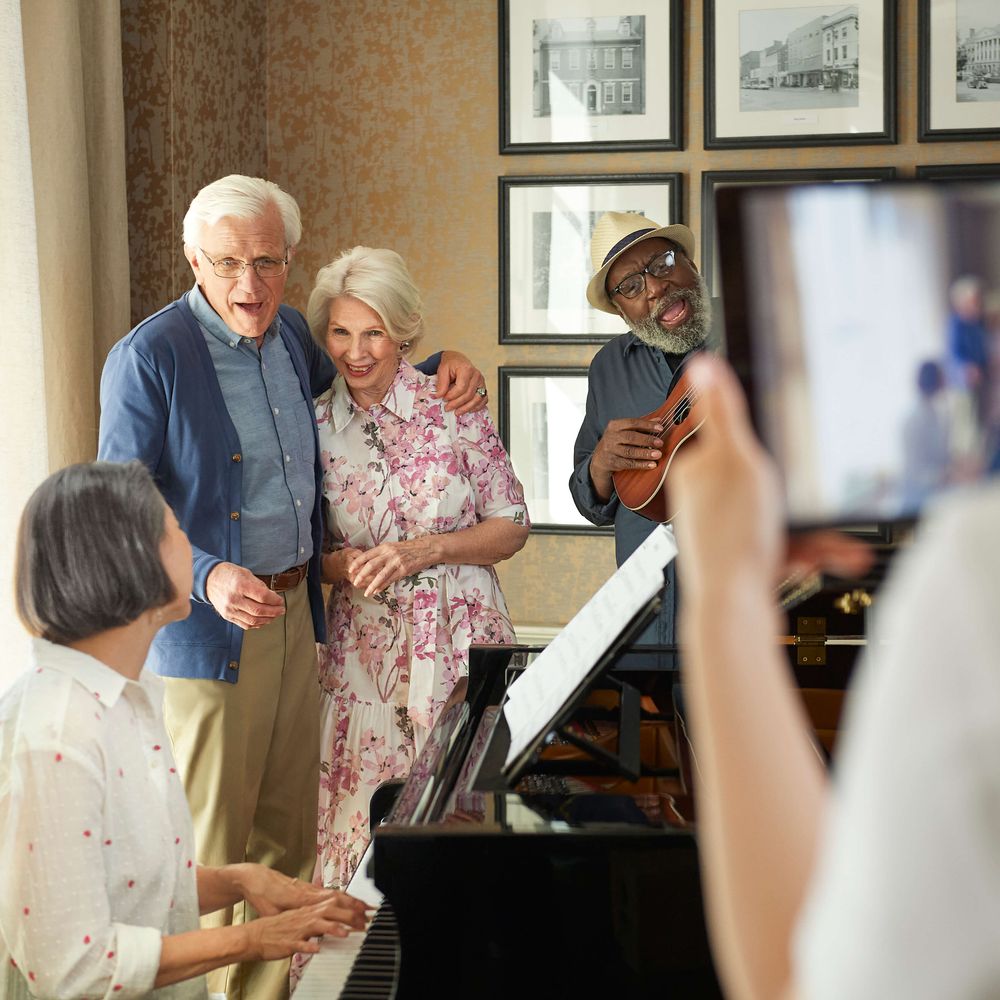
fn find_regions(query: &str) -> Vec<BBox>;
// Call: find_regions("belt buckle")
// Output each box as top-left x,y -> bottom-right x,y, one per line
267,572 -> 280,591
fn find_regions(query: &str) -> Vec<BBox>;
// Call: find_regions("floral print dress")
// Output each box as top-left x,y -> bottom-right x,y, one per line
313,360 -> 528,890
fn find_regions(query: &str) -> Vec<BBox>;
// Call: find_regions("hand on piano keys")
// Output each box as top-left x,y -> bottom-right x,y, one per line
295,841 -> 401,998
245,894 -> 370,959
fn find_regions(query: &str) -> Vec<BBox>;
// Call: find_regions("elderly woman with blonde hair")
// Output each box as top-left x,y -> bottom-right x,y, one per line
306,247 -> 529,890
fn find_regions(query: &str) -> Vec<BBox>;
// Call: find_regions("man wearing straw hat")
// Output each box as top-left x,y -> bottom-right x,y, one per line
569,212 -> 712,657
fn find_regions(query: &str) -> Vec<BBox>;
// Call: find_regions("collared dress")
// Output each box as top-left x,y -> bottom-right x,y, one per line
313,360 -> 528,889
0,639 -> 205,999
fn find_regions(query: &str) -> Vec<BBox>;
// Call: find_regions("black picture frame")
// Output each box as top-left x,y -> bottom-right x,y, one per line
915,163 -> 1000,180
701,167 -> 897,298
499,0 -> 683,154
499,172 -> 683,344
704,0 -> 897,150
498,366 -> 612,535
918,0 -> 1000,142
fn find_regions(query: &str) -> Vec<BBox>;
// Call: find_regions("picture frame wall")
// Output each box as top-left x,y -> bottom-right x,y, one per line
918,0 -> 1000,141
498,366 -> 609,534
499,0 -> 683,153
701,167 -> 897,297
500,173 -> 682,344
704,0 -> 896,149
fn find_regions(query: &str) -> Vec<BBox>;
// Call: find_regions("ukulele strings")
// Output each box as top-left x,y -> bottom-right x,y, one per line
661,386 -> 700,427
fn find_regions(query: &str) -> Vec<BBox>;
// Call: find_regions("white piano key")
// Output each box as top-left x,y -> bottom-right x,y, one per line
295,840 -> 383,998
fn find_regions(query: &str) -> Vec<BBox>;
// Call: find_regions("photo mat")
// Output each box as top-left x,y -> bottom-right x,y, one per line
705,0 -> 894,148
502,0 -> 681,152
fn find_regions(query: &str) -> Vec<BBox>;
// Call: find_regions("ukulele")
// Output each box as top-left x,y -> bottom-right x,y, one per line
612,364 -> 703,523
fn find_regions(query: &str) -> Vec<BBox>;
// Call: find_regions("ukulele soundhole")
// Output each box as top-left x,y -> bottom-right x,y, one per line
674,402 -> 691,426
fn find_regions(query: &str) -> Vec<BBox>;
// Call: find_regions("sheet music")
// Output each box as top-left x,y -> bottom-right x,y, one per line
503,524 -> 678,767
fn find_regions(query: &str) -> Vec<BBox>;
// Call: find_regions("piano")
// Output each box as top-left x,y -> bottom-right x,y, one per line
298,642 -> 723,999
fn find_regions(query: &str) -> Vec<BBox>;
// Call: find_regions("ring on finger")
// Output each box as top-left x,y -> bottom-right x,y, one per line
475,386 -> 488,398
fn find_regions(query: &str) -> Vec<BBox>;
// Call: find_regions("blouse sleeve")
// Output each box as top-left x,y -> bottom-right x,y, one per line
0,744 -> 161,999
455,407 -> 530,527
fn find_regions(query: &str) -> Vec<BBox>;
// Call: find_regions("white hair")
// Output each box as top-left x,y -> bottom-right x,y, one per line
307,246 -> 424,353
182,174 -> 302,248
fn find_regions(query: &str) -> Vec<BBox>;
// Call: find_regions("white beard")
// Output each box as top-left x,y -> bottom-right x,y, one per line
624,273 -> 711,354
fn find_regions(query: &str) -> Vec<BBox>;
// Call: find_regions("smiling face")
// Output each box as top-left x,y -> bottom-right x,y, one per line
186,202 -> 288,342
606,237 -> 710,353
325,295 -> 403,409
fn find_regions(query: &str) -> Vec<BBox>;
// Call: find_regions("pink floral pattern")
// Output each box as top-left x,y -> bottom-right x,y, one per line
313,361 -> 528,890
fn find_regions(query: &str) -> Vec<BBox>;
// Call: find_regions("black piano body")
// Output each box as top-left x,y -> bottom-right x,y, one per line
368,645 -> 724,999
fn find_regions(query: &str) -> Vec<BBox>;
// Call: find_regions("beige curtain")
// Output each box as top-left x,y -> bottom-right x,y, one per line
0,0 -> 130,690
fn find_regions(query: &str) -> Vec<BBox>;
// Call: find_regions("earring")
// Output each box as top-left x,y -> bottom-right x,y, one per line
400,341 -> 411,351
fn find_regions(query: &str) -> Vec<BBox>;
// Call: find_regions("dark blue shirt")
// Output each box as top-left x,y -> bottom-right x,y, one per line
569,332 -> 689,658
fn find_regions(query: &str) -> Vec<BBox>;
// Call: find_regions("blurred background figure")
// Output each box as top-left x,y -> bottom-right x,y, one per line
900,359 -> 952,510
945,275 -> 990,461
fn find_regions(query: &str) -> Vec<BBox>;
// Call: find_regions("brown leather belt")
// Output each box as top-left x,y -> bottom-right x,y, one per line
254,561 -> 309,592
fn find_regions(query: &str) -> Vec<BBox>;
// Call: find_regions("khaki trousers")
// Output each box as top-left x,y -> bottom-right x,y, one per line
163,579 -> 319,1000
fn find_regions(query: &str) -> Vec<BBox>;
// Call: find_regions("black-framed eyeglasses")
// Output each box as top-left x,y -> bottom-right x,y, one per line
610,249 -> 677,300
199,248 -> 288,279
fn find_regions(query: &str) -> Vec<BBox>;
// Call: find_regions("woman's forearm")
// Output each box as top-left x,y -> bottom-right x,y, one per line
429,517 -> 529,567
682,580 -> 826,1000
196,864 -> 252,916
155,925 -> 249,988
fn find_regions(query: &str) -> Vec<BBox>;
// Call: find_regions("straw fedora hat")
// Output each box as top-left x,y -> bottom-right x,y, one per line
586,211 -> 696,315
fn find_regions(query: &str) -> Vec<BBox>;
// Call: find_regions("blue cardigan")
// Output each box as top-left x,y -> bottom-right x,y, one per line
99,294 -> 441,683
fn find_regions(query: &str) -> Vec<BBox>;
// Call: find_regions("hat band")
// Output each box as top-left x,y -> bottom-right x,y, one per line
602,228 -> 656,267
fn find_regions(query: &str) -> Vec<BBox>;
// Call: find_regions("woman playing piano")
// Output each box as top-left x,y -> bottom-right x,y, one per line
0,462 -> 367,998
305,246 -> 529,893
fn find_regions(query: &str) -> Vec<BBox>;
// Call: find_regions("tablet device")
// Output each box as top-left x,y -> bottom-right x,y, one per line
717,180 -> 1000,528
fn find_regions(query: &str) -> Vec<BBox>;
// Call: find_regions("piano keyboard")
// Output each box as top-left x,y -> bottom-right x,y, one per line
295,841 -> 401,999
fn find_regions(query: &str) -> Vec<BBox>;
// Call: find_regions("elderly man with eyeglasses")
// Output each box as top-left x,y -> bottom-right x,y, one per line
98,175 -> 485,1000
569,212 -> 713,662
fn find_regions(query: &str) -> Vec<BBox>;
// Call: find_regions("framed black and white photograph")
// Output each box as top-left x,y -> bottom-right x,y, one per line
916,163 -> 1000,180
701,167 -> 896,297
919,0 -> 1000,141
500,0 -> 683,153
498,367 -> 608,534
704,0 -> 896,149
500,173 -> 682,344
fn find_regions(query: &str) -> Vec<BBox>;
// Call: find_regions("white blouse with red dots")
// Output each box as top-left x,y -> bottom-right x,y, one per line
0,637 -> 205,999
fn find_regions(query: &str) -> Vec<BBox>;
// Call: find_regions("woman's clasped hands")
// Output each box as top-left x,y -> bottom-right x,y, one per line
322,538 -> 439,598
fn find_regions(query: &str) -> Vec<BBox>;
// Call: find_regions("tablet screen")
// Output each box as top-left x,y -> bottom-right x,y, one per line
718,181 -> 1000,526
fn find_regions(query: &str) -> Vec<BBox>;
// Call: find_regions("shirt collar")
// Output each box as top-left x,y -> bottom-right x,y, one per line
622,331 -> 646,356
324,359 -> 415,434
30,636 -> 135,709
187,283 -> 281,349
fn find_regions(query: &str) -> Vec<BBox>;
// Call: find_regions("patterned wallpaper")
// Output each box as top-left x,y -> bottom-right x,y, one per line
120,0 -> 1000,631
121,0 -> 267,324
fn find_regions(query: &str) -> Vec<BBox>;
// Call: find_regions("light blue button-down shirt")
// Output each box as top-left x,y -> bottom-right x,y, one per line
188,286 -> 314,574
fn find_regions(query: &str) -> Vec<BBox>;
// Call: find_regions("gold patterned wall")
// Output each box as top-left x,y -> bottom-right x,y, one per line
122,0 -> 1000,632
121,0 -> 267,324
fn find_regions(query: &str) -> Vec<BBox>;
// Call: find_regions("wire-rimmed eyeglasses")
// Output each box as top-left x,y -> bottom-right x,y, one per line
199,248 -> 288,279
610,249 -> 676,300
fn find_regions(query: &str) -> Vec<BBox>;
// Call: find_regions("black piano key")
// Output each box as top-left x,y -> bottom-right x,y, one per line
339,901 -> 401,999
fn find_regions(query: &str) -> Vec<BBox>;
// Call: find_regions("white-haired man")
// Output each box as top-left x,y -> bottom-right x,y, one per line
569,212 -> 713,659
98,175 -> 485,999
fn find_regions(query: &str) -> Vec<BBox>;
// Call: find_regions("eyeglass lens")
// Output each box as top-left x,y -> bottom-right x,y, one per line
616,250 -> 675,299
201,249 -> 286,279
